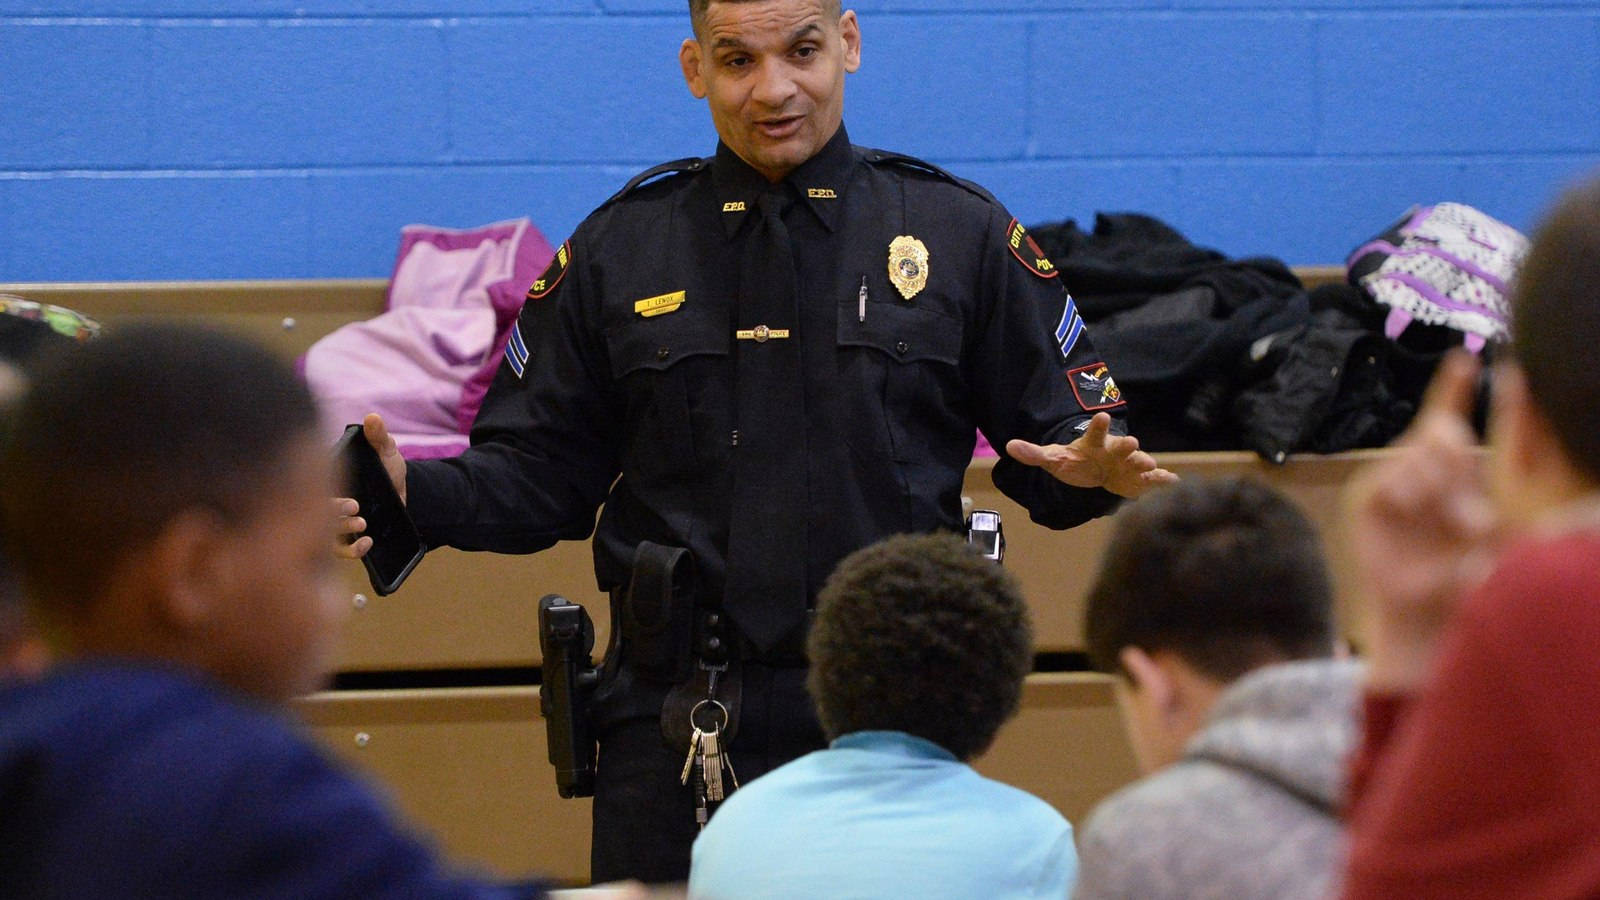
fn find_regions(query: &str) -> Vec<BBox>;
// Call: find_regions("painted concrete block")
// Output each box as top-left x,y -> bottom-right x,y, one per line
448,19 -> 710,165
148,20 -> 451,166
5,172 -> 314,280
1032,13 -> 1317,156
0,24 -> 151,168
1317,13 -> 1600,154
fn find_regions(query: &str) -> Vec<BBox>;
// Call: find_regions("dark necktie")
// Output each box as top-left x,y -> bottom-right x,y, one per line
724,188 -> 809,653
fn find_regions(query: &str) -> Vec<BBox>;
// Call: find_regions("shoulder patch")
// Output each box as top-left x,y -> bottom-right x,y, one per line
1068,362 -> 1126,411
526,241 -> 572,301
861,148 -> 997,204
1006,218 -> 1059,280
602,156 -> 708,208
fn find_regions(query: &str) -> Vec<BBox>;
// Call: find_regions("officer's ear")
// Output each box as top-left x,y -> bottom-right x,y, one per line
680,39 -> 708,99
839,10 -> 861,74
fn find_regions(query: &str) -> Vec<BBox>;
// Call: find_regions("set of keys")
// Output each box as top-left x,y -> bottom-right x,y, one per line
680,698 -> 739,828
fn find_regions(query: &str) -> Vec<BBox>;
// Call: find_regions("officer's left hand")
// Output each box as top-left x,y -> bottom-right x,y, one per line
1006,413 -> 1179,499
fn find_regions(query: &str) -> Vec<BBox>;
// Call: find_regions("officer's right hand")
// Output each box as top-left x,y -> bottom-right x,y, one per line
333,412 -> 408,561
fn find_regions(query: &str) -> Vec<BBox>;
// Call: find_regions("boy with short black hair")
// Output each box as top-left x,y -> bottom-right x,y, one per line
1074,476 -> 1358,900
688,532 -> 1076,899
0,325 -> 547,898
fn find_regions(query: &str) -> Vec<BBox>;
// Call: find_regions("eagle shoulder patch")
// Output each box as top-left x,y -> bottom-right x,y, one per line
1068,362 -> 1125,411
1006,219 -> 1059,280
526,241 -> 572,300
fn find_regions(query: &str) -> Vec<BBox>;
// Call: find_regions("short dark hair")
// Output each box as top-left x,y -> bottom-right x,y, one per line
806,532 -> 1032,761
1085,476 -> 1335,683
688,0 -> 842,35
0,324 -> 319,612
1511,173 -> 1600,482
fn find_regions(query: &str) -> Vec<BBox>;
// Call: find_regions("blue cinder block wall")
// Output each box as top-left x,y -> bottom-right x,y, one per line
3,1 -> 1598,281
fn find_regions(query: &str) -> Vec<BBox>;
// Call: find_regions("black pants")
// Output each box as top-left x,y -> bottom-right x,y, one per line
588,662 -> 825,884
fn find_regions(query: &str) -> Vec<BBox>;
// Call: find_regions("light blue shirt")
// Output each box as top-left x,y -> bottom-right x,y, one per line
689,730 -> 1076,900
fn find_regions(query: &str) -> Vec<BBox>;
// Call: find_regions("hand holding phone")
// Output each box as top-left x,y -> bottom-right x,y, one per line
334,421 -> 425,595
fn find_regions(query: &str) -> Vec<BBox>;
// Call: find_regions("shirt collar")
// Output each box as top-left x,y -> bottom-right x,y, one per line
830,730 -> 959,762
712,122 -> 855,239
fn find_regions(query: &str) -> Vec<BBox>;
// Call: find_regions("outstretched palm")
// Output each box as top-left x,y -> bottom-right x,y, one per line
1005,413 -> 1178,499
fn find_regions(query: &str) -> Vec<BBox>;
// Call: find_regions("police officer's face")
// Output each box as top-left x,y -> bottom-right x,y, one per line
680,0 -> 861,182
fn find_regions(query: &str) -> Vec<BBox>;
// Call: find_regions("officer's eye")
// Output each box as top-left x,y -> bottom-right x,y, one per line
793,45 -> 818,59
723,54 -> 752,69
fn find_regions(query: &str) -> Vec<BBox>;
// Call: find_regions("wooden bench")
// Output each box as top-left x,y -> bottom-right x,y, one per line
295,673 -> 1136,882
5,266 -> 1363,665
3,265 -> 1366,883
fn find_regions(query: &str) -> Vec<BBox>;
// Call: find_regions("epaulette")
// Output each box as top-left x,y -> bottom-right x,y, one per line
861,148 -> 998,204
601,156 -> 710,208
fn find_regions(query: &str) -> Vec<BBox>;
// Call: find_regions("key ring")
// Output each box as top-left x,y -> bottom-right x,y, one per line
690,699 -> 730,734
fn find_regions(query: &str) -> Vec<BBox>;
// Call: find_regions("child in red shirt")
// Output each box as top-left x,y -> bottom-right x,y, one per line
1343,174 -> 1600,899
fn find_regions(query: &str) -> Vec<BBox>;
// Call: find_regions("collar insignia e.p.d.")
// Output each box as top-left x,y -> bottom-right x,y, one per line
723,201 -> 746,213
888,235 -> 930,300
634,290 -> 686,318
526,241 -> 572,300
807,188 -> 837,199
1006,219 -> 1059,280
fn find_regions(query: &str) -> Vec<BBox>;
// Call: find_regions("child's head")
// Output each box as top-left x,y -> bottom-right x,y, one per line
1085,476 -> 1335,770
806,532 -> 1032,761
0,324 -> 347,702
1487,174 -> 1600,521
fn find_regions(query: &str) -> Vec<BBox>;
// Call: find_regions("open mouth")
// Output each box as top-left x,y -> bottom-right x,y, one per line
755,115 -> 805,139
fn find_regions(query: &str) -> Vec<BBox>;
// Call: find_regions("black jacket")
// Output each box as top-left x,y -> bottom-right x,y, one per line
407,126 -> 1126,646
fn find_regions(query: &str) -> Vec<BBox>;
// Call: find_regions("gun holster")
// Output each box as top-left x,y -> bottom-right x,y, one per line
537,594 -> 599,798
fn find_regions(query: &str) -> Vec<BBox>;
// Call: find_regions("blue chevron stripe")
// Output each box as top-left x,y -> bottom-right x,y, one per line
1054,297 -> 1077,344
504,322 -> 529,378
1059,315 -> 1085,359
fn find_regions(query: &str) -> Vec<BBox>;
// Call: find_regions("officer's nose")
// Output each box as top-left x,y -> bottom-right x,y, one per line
751,60 -> 798,109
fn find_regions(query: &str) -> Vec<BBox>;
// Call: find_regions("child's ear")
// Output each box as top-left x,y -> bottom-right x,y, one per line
147,508 -> 228,632
1120,646 -> 1174,713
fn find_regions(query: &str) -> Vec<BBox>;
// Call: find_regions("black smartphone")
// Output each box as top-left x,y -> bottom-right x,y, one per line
334,424 -> 425,596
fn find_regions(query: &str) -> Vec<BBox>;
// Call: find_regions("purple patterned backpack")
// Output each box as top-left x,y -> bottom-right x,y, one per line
1346,203 -> 1529,353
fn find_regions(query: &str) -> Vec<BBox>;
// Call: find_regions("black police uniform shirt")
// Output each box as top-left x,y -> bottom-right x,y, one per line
405,125 -> 1129,645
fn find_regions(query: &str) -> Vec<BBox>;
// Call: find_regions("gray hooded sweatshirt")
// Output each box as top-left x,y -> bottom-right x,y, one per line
1072,658 -> 1361,900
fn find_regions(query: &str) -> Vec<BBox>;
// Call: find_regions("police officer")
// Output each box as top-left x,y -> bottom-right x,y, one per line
343,0 -> 1176,883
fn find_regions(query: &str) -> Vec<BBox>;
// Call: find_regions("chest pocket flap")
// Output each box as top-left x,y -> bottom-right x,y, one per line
837,300 -> 962,366
606,309 -> 731,379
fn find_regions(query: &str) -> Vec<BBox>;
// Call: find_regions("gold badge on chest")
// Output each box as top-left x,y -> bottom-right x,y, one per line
888,235 -> 929,300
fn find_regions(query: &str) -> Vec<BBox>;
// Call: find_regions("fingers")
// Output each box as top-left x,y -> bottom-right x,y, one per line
1080,412 -> 1112,446
1105,456 -> 1180,498
1121,449 -> 1157,473
1141,467 -> 1181,486
362,411 -> 394,452
331,496 -> 370,558
363,411 -> 409,505
334,535 -> 372,560
1103,431 -> 1140,463
1418,349 -> 1482,426
1399,350 -> 1482,453
1004,439 -> 1050,467
332,497 -> 366,535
